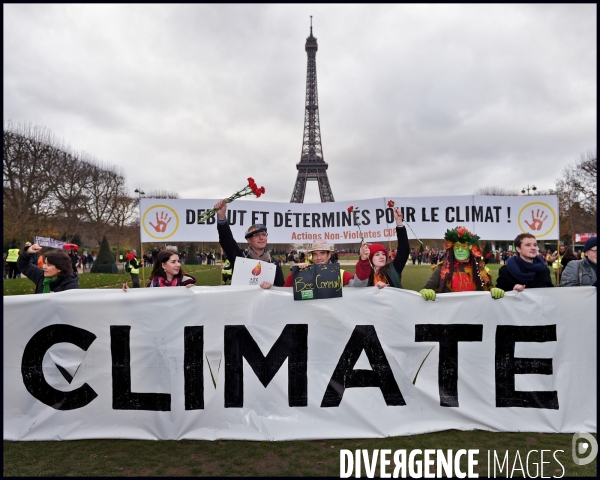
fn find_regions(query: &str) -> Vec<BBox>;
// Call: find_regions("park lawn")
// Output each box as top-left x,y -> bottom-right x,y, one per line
4,431 -> 595,477
5,262 -> 575,477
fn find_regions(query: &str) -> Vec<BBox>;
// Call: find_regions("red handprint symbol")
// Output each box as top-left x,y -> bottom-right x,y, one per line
149,211 -> 172,233
523,209 -> 548,231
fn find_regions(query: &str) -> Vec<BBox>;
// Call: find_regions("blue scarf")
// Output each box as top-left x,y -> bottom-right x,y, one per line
505,255 -> 548,284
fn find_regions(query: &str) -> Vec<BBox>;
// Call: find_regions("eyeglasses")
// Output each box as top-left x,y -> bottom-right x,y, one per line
589,248 -> 597,253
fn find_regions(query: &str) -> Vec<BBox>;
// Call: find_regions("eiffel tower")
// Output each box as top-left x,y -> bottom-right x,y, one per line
290,18 -> 335,203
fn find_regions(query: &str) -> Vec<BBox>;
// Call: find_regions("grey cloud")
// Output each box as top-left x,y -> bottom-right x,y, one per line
3,4 -> 596,203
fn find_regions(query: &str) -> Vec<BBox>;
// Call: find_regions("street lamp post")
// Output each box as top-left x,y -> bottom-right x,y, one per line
521,184 -> 537,195
135,188 -> 145,286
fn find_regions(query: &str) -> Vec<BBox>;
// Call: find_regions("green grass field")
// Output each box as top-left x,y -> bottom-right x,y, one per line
4,263 -> 591,478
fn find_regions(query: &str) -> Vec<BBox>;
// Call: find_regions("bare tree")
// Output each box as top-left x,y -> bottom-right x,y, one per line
474,186 -> 521,196
562,150 -> 597,214
81,157 -> 128,243
553,151 -> 597,244
3,122 -> 57,245
4,121 -> 144,250
112,192 -> 139,261
144,190 -> 180,199
46,148 -> 94,241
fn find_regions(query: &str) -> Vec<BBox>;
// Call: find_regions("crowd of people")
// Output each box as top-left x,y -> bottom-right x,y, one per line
140,249 -> 219,268
6,201 -> 597,294
210,198 -> 596,296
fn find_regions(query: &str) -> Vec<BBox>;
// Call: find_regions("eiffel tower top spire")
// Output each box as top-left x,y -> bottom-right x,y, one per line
306,16 -> 317,50
290,19 -> 335,203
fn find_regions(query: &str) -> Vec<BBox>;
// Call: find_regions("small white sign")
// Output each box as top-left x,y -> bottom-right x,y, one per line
231,258 -> 276,286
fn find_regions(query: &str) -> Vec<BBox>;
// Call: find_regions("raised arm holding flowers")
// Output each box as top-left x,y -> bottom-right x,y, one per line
387,199 -> 422,245
214,181 -> 284,289
199,177 -> 265,224
355,206 -> 411,289
347,205 -> 364,242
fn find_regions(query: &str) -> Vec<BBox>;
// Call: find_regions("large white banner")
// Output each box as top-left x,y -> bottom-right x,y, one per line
4,286 -> 595,441
139,195 -> 560,243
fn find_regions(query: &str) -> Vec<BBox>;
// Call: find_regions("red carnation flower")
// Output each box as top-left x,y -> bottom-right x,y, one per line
387,200 -> 395,208
456,226 -> 467,237
347,206 -> 354,213
197,176 -> 266,224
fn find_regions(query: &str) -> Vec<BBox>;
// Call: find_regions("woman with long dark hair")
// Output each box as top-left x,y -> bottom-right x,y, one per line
354,207 -> 410,289
16,244 -> 79,293
560,247 -> 579,269
123,250 -> 196,291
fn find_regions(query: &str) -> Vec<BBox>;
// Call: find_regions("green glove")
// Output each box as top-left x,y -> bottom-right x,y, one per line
491,288 -> 505,299
420,289 -> 436,301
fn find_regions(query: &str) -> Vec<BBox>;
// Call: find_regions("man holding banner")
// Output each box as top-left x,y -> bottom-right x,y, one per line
496,233 -> 554,292
282,240 -> 370,287
214,198 -> 285,289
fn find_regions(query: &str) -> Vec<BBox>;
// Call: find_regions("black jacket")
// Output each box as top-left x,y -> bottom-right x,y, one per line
496,262 -> 553,290
217,221 -> 285,287
17,252 -> 80,294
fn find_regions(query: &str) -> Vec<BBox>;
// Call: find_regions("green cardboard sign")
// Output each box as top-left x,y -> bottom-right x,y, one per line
292,264 -> 343,301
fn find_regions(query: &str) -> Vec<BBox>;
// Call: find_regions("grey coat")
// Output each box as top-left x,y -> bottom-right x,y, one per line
560,256 -> 597,287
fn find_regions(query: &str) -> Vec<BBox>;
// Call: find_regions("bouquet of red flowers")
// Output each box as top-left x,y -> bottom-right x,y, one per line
199,177 -> 265,224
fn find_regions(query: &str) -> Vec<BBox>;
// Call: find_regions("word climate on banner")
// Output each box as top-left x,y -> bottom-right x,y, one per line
4,286 -> 595,441
139,195 -> 559,244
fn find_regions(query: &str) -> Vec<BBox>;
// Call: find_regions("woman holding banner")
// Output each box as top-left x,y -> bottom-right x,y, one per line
419,226 -> 504,301
354,207 -> 410,289
123,250 -> 196,291
16,244 -> 80,293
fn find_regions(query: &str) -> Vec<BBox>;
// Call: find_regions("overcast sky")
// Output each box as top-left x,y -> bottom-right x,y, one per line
4,4 -> 596,203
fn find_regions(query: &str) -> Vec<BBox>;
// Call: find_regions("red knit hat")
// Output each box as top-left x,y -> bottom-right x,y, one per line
368,244 -> 388,261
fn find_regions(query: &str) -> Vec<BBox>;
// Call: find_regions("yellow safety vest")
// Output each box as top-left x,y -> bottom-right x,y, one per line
222,260 -> 232,275
129,258 -> 140,275
6,248 -> 19,262
552,259 -> 561,272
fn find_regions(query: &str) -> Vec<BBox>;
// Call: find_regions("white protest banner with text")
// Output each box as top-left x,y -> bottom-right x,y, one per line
33,236 -> 66,249
4,286 -> 595,441
139,195 -> 559,243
